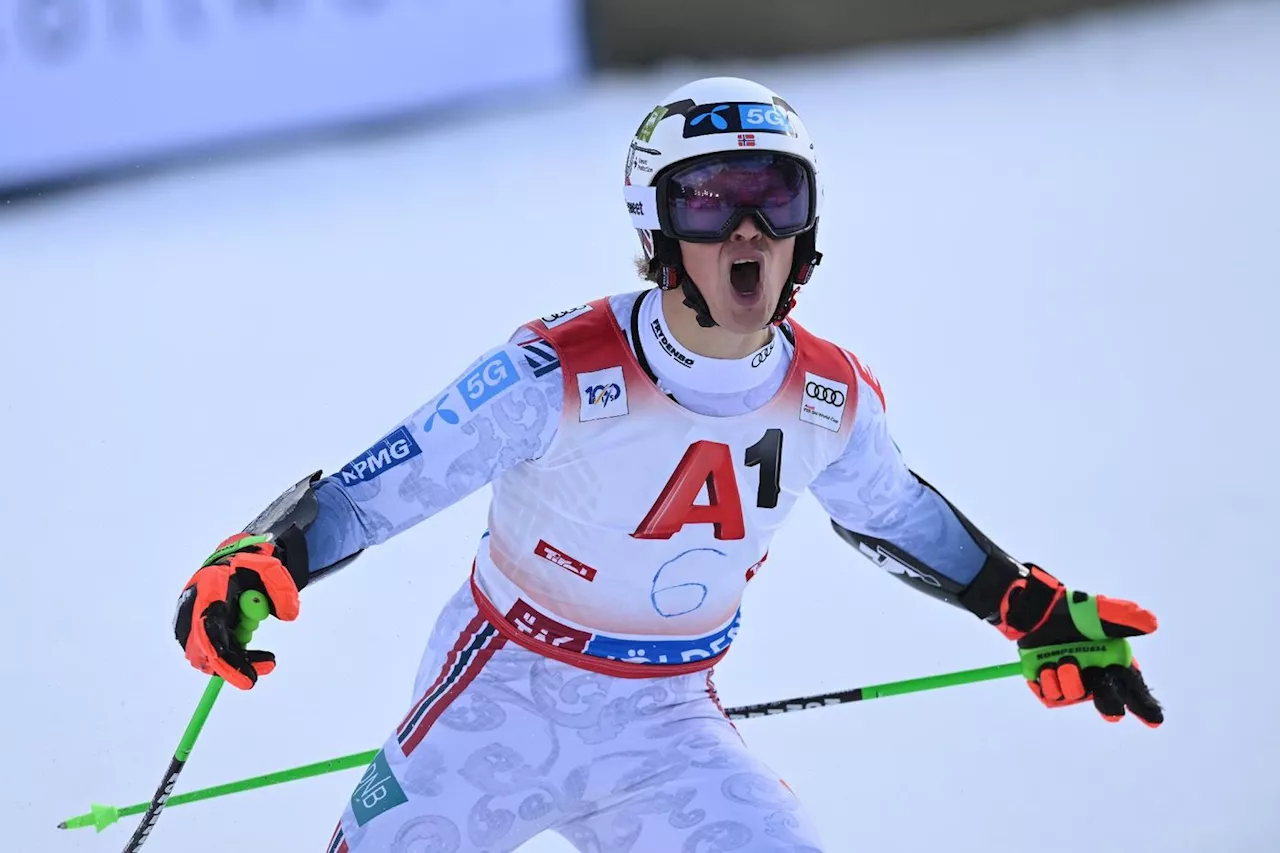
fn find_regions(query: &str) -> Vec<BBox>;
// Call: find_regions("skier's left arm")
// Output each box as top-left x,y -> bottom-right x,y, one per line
807,363 -> 1164,727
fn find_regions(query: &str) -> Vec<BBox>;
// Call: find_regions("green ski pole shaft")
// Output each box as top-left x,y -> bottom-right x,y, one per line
110,591 -> 271,852
58,750 -> 381,833
60,657 -> 1024,831
724,661 -> 1023,719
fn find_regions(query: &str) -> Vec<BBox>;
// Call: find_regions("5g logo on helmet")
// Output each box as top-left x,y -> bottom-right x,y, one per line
683,102 -> 796,139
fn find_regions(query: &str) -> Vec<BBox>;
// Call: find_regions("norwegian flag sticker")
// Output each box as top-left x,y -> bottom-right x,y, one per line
737,133 -> 756,147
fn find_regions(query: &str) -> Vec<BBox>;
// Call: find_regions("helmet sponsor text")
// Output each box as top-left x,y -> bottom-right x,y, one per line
683,102 -> 795,138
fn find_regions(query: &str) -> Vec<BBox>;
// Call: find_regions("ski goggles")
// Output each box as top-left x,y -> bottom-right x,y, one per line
647,151 -> 816,243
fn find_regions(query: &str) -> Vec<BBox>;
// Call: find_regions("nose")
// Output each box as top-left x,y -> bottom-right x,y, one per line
730,213 -> 765,241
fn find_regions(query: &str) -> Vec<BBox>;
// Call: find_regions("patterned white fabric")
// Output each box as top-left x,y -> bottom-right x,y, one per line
327,582 -> 825,853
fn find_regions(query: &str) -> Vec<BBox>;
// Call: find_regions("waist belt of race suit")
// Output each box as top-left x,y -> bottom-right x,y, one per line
467,569 -> 740,679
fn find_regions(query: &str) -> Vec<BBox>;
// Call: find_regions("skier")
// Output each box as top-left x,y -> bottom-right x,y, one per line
173,77 -> 1163,852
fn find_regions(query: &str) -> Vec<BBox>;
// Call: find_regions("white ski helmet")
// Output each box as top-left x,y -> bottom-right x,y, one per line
623,76 -> 824,326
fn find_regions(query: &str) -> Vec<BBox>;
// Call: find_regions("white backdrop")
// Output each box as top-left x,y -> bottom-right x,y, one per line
0,0 -> 585,189
3,1 -> 1278,850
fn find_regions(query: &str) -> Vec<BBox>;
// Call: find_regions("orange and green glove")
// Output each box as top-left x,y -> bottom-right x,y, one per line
996,564 -> 1163,726
173,533 -> 308,690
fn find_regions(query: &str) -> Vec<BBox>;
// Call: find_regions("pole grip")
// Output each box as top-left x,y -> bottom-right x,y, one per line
177,592 -> 272,764
234,591 -> 271,647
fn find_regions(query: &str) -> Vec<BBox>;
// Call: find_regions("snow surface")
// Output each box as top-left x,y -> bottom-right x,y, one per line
3,1 -> 1278,850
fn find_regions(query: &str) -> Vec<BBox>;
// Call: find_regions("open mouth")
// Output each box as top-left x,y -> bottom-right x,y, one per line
730,259 -> 761,296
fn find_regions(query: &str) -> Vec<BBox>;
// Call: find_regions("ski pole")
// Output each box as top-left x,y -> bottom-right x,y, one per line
88,591 -> 272,851
59,657 -> 1025,832
725,660 -> 1022,718
58,749 -> 381,834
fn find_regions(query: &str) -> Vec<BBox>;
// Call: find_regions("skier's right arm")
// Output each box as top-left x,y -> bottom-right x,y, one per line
302,329 -> 564,575
172,330 -> 564,688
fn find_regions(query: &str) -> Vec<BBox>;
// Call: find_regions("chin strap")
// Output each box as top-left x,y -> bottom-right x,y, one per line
772,225 -> 821,325
679,276 -> 719,328
649,232 -> 719,328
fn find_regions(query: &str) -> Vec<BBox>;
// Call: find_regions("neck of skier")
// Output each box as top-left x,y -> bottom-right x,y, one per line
660,287 -> 772,359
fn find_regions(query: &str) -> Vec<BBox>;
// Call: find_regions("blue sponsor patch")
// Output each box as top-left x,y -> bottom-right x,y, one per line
422,393 -> 460,432
683,102 -> 795,138
584,611 -> 741,665
350,750 -> 407,827
738,103 -> 793,134
339,426 -> 421,486
456,351 -> 519,412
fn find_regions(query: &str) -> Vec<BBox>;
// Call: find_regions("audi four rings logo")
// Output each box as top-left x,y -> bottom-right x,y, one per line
750,340 -> 774,368
806,382 -> 845,406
